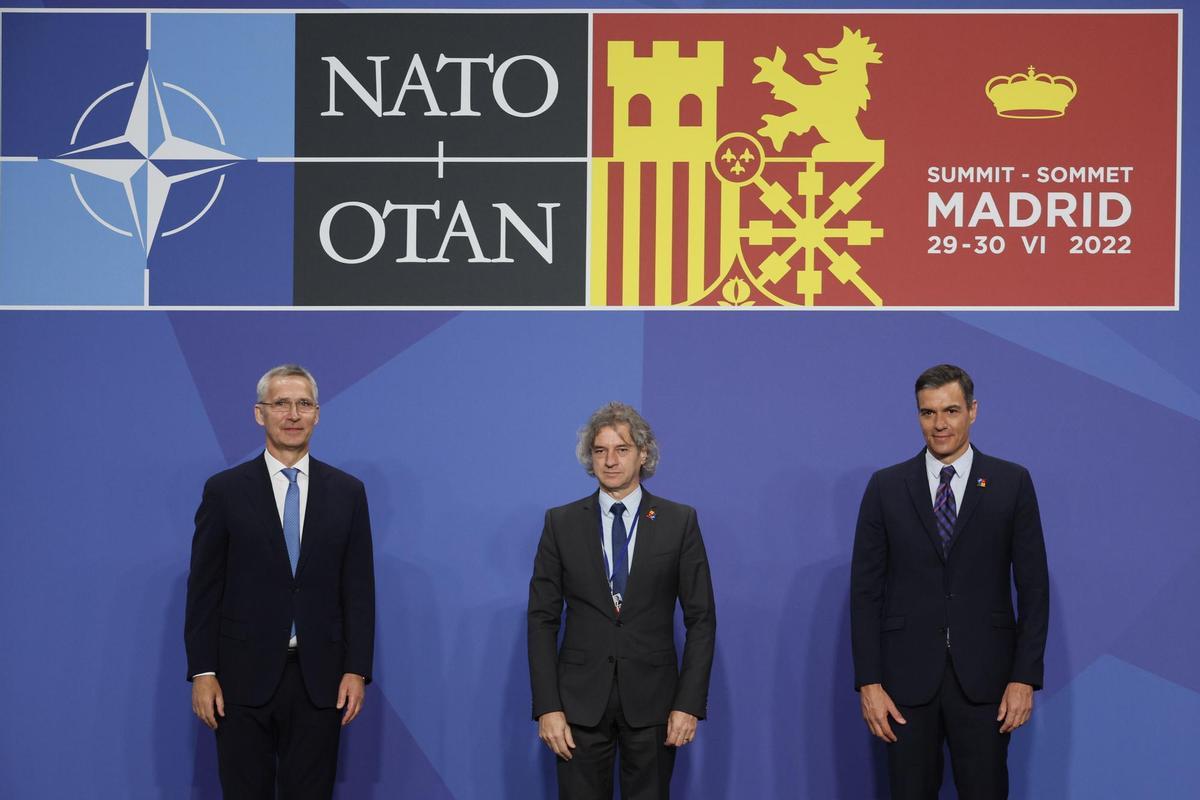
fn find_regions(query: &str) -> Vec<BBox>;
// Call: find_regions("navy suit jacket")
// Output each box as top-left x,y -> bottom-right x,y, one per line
185,454 -> 375,708
850,448 -> 1049,706
527,489 -> 716,728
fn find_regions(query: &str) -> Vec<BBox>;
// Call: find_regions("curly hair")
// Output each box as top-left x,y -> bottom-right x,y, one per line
575,401 -> 659,480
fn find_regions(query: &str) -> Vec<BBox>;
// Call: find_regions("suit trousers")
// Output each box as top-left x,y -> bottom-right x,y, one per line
888,653 -> 1010,800
215,653 -> 343,800
557,668 -> 676,800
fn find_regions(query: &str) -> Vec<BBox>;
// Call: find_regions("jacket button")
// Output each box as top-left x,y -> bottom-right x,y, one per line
293,587 -> 300,594
607,656 -> 615,663
615,620 -> 622,627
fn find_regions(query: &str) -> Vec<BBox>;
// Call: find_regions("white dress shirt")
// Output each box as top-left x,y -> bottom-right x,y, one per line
925,445 -> 974,510
598,485 -> 643,582
264,449 -> 310,537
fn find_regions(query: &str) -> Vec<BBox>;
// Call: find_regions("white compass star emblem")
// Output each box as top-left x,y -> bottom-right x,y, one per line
54,63 -> 241,254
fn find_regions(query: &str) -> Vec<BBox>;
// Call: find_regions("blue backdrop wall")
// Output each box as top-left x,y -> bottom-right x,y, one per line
4,306 -> 1200,798
2,1 -> 1199,799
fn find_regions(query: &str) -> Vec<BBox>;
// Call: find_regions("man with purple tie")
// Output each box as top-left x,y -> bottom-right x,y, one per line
851,364 -> 1049,799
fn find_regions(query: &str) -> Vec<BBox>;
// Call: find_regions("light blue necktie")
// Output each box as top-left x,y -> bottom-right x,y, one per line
282,467 -> 300,637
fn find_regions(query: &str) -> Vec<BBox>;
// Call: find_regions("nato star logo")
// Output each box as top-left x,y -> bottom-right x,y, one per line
54,63 -> 241,255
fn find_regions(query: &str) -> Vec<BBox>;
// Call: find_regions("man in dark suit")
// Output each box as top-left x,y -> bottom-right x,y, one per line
185,364 -> 375,799
851,364 -> 1049,799
528,401 -> 716,800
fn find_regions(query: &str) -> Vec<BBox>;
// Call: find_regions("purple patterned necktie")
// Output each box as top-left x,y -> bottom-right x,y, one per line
934,465 -> 957,556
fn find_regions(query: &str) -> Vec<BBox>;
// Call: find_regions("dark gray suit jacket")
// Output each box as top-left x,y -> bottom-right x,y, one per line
528,489 -> 716,728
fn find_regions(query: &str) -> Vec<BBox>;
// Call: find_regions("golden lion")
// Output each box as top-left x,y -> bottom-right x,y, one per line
753,27 -> 884,161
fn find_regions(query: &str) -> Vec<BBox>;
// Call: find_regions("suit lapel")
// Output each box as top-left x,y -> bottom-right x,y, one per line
294,458 -> 324,579
904,451 -> 946,562
580,493 -> 615,608
244,454 -> 293,579
948,448 -> 986,555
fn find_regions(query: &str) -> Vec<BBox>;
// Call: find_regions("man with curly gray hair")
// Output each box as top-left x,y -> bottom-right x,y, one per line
528,401 -> 716,800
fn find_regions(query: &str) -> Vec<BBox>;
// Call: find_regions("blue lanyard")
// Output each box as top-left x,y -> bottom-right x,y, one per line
601,508 -> 639,582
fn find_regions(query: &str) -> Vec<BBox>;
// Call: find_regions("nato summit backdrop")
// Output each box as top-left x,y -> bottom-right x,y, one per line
1,2 -> 1198,798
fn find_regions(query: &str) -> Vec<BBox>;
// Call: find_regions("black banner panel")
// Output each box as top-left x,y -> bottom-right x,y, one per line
293,13 -> 588,305
294,162 -> 586,305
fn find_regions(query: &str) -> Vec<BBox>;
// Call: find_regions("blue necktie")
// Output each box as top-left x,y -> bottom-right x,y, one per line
282,468 -> 300,637
934,465 -> 957,556
609,502 -> 629,602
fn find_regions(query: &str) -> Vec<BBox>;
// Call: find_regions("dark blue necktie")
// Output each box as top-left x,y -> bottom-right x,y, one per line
934,465 -> 957,556
282,467 -> 300,637
609,502 -> 628,601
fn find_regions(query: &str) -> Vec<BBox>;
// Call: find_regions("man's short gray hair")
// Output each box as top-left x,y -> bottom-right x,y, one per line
256,364 -> 319,403
576,401 -> 659,479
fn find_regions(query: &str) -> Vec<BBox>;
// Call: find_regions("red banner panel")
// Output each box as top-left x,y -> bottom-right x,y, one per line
591,12 -> 1179,308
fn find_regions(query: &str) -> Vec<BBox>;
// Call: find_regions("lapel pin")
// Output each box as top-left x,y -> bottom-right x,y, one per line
976,478 -> 987,488
645,509 -> 657,521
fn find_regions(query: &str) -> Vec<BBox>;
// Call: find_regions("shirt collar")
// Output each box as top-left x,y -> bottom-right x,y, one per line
925,445 -> 973,482
264,449 -> 310,477
599,485 -> 642,517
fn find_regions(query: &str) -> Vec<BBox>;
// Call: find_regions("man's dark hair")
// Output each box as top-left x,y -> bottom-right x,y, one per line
915,364 -> 975,406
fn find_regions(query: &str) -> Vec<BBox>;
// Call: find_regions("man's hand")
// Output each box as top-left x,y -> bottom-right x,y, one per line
192,675 -> 225,730
997,682 -> 1034,733
664,710 -> 698,747
860,683 -> 906,743
538,711 -> 576,760
337,673 -> 366,727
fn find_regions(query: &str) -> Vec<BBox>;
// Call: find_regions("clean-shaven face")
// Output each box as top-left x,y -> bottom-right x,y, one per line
254,375 -> 319,463
917,381 -> 976,463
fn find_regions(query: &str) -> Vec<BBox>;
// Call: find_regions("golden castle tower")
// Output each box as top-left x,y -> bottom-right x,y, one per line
592,41 -> 724,306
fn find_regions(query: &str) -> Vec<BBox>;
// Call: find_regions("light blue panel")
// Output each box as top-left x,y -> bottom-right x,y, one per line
61,167 -> 149,242
1109,545 -> 1200,694
149,13 -> 295,157
0,162 -> 145,305
1012,656 -> 1200,799
0,312 -> 225,798
949,312 -> 1200,422
312,311 -> 644,800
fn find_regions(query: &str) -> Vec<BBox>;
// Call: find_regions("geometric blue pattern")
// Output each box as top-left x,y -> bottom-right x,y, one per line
1010,656 -> 1200,800
948,313 -> 1200,423
3,307 -> 1199,798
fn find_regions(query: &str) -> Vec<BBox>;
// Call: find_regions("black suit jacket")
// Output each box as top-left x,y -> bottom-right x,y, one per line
185,454 -> 375,708
528,489 -> 716,728
850,448 -> 1049,706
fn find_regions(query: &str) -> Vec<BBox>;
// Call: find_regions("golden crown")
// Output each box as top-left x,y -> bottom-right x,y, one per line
985,66 -> 1077,119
